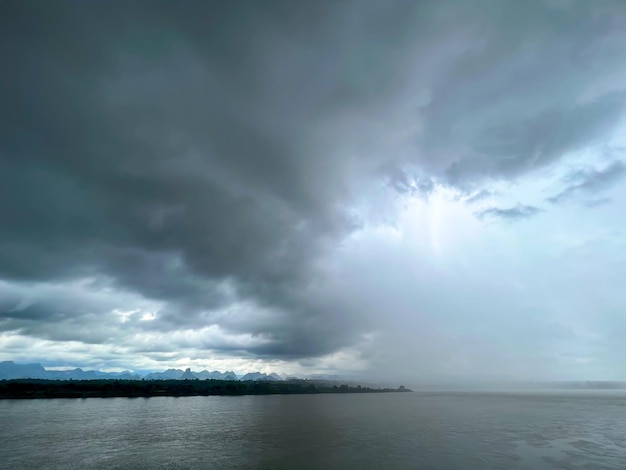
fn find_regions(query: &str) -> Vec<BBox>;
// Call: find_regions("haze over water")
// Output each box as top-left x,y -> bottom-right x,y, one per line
2,391 -> 625,469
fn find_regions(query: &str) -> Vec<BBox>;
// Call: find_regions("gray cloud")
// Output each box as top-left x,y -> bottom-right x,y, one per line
547,160 -> 626,204
386,167 -> 435,199
403,0 -> 626,187
1,1 -> 373,360
464,189 -> 494,204
2,0 -> 626,377
447,94 -> 626,184
476,204 -> 544,221
583,197 -> 612,208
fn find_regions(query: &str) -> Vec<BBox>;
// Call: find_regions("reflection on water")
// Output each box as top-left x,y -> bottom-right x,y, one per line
1,391 -> 625,469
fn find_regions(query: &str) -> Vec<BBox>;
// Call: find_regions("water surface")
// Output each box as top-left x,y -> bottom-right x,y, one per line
1,391 -> 625,469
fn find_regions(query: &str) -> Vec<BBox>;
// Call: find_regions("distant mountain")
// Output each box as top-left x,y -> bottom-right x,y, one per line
193,370 -> 239,380
46,368 -> 99,380
0,361 -> 48,379
0,362 -> 141,380
192,370 -> 210,380
222,371 -> 239,380
0,361 -> 288,382
179,368 -> 197,380
112,371 -> 142,380
240,372 -> 280,381
144,369 -> 184,380
143,368 -> 242,380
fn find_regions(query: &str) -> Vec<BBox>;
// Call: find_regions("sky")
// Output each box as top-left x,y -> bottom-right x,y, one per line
1,0 -> 626,382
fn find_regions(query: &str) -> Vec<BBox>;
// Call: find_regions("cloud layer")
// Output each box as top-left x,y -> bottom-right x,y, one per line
1,0 -> 626,380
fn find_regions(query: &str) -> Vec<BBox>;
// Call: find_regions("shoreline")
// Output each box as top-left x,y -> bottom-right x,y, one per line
0,379 -> 412,399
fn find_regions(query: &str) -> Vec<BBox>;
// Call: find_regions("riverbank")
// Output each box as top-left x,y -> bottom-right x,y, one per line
0,379 -> 411,399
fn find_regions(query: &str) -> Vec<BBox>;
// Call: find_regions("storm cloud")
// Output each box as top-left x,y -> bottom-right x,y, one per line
2,0 -> 626,380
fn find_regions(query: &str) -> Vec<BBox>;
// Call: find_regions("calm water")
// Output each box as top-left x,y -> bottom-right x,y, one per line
1,391 -> 625,469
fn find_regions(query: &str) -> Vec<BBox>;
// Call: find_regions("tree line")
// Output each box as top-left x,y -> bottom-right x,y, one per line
0,378 -> 411,399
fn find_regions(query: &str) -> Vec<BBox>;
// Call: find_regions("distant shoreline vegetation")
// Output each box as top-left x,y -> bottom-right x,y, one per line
0,379 -> 412,399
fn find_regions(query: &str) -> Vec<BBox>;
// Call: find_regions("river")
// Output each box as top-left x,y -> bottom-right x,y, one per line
1,390 -> 625,469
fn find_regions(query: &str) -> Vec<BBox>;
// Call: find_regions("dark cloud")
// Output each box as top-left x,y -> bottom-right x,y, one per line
0,1 -> 368,356
547,160 -> 626,204
476,204 -> 544,221
1,0 -> 626,371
